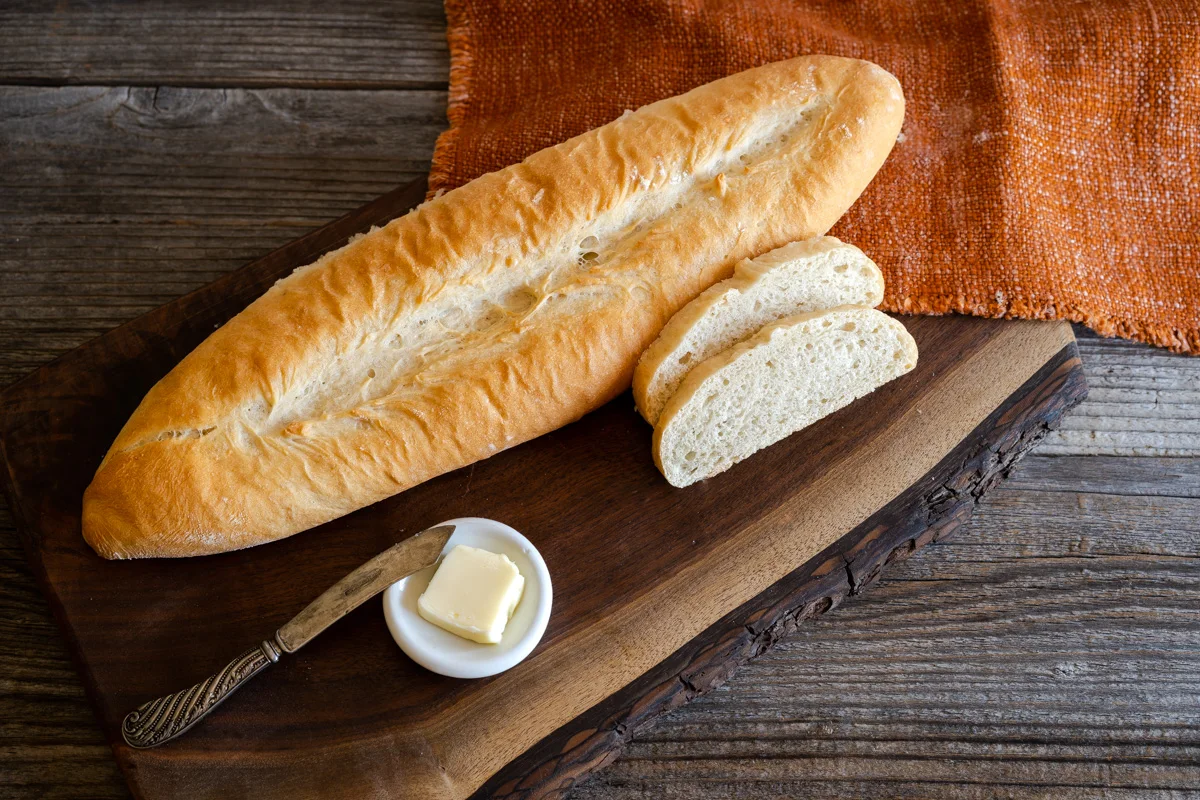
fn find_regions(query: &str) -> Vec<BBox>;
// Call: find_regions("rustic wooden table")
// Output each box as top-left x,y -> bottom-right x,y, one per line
1,3 -> 1196,798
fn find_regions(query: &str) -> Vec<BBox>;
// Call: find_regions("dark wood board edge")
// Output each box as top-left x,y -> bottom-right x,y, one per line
473,339 -> 1088,800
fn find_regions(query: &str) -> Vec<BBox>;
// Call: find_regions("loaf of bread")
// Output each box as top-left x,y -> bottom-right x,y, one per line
633,236 -> 884,425
82,55 -> 905,558
653,307 -> 918,488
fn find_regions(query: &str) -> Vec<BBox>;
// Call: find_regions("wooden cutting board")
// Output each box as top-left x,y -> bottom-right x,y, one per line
0,177 -> 1086,800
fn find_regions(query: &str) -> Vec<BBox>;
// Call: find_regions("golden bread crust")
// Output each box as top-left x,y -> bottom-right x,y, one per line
83,55 -> 904,558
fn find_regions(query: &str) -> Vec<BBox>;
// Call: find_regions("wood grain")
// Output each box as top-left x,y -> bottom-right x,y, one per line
1040,331 -> 1200,457
0,85 -> 444,386
1,5 -> 1197,799
0,0 -> 449,89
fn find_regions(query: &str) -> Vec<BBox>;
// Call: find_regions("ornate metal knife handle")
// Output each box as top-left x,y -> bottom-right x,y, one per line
121,637 -> 283,749
119,526 -> 454,749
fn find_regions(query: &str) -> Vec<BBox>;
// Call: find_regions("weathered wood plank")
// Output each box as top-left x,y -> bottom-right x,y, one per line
577,786 -> 1195,800
1004,455 -> 1200,498
1041,331 -> 1200,458
568,477 -> 1200,799
0,0 -> 449,89
907,492 -> 1200,564
0,85 -> 444,385
1,86 -> 445,222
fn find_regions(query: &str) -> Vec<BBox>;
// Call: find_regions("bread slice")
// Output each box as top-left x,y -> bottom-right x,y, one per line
653,306 -> 917,488
634,237 -> 885,424
81,56 -> 905,558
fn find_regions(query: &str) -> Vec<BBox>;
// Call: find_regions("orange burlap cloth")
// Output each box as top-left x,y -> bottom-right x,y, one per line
428,0 -> 1199,352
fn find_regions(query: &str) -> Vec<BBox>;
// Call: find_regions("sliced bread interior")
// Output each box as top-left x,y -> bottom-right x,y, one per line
634,236 -> 885,425
653,306 -> 917,488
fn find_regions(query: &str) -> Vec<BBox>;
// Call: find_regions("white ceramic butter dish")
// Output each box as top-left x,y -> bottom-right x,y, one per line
382,517 -> 552,679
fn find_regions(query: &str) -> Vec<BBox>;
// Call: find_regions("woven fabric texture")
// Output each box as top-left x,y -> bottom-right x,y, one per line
428,0 -> 1199,352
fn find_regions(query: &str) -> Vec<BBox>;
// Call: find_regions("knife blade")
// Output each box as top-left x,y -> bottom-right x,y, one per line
121,523 -> 455,749
276,524 -> 454,652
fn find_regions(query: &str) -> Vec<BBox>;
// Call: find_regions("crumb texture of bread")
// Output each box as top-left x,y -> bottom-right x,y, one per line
653,307 -> 918,488
633,236 -> 884,424
81,55 -> 904,559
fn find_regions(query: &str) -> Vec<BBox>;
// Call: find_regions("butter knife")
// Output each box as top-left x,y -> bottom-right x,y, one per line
121,524 -> 455,749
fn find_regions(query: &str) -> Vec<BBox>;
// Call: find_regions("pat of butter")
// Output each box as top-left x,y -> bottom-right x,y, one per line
417,545 -> 525,644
